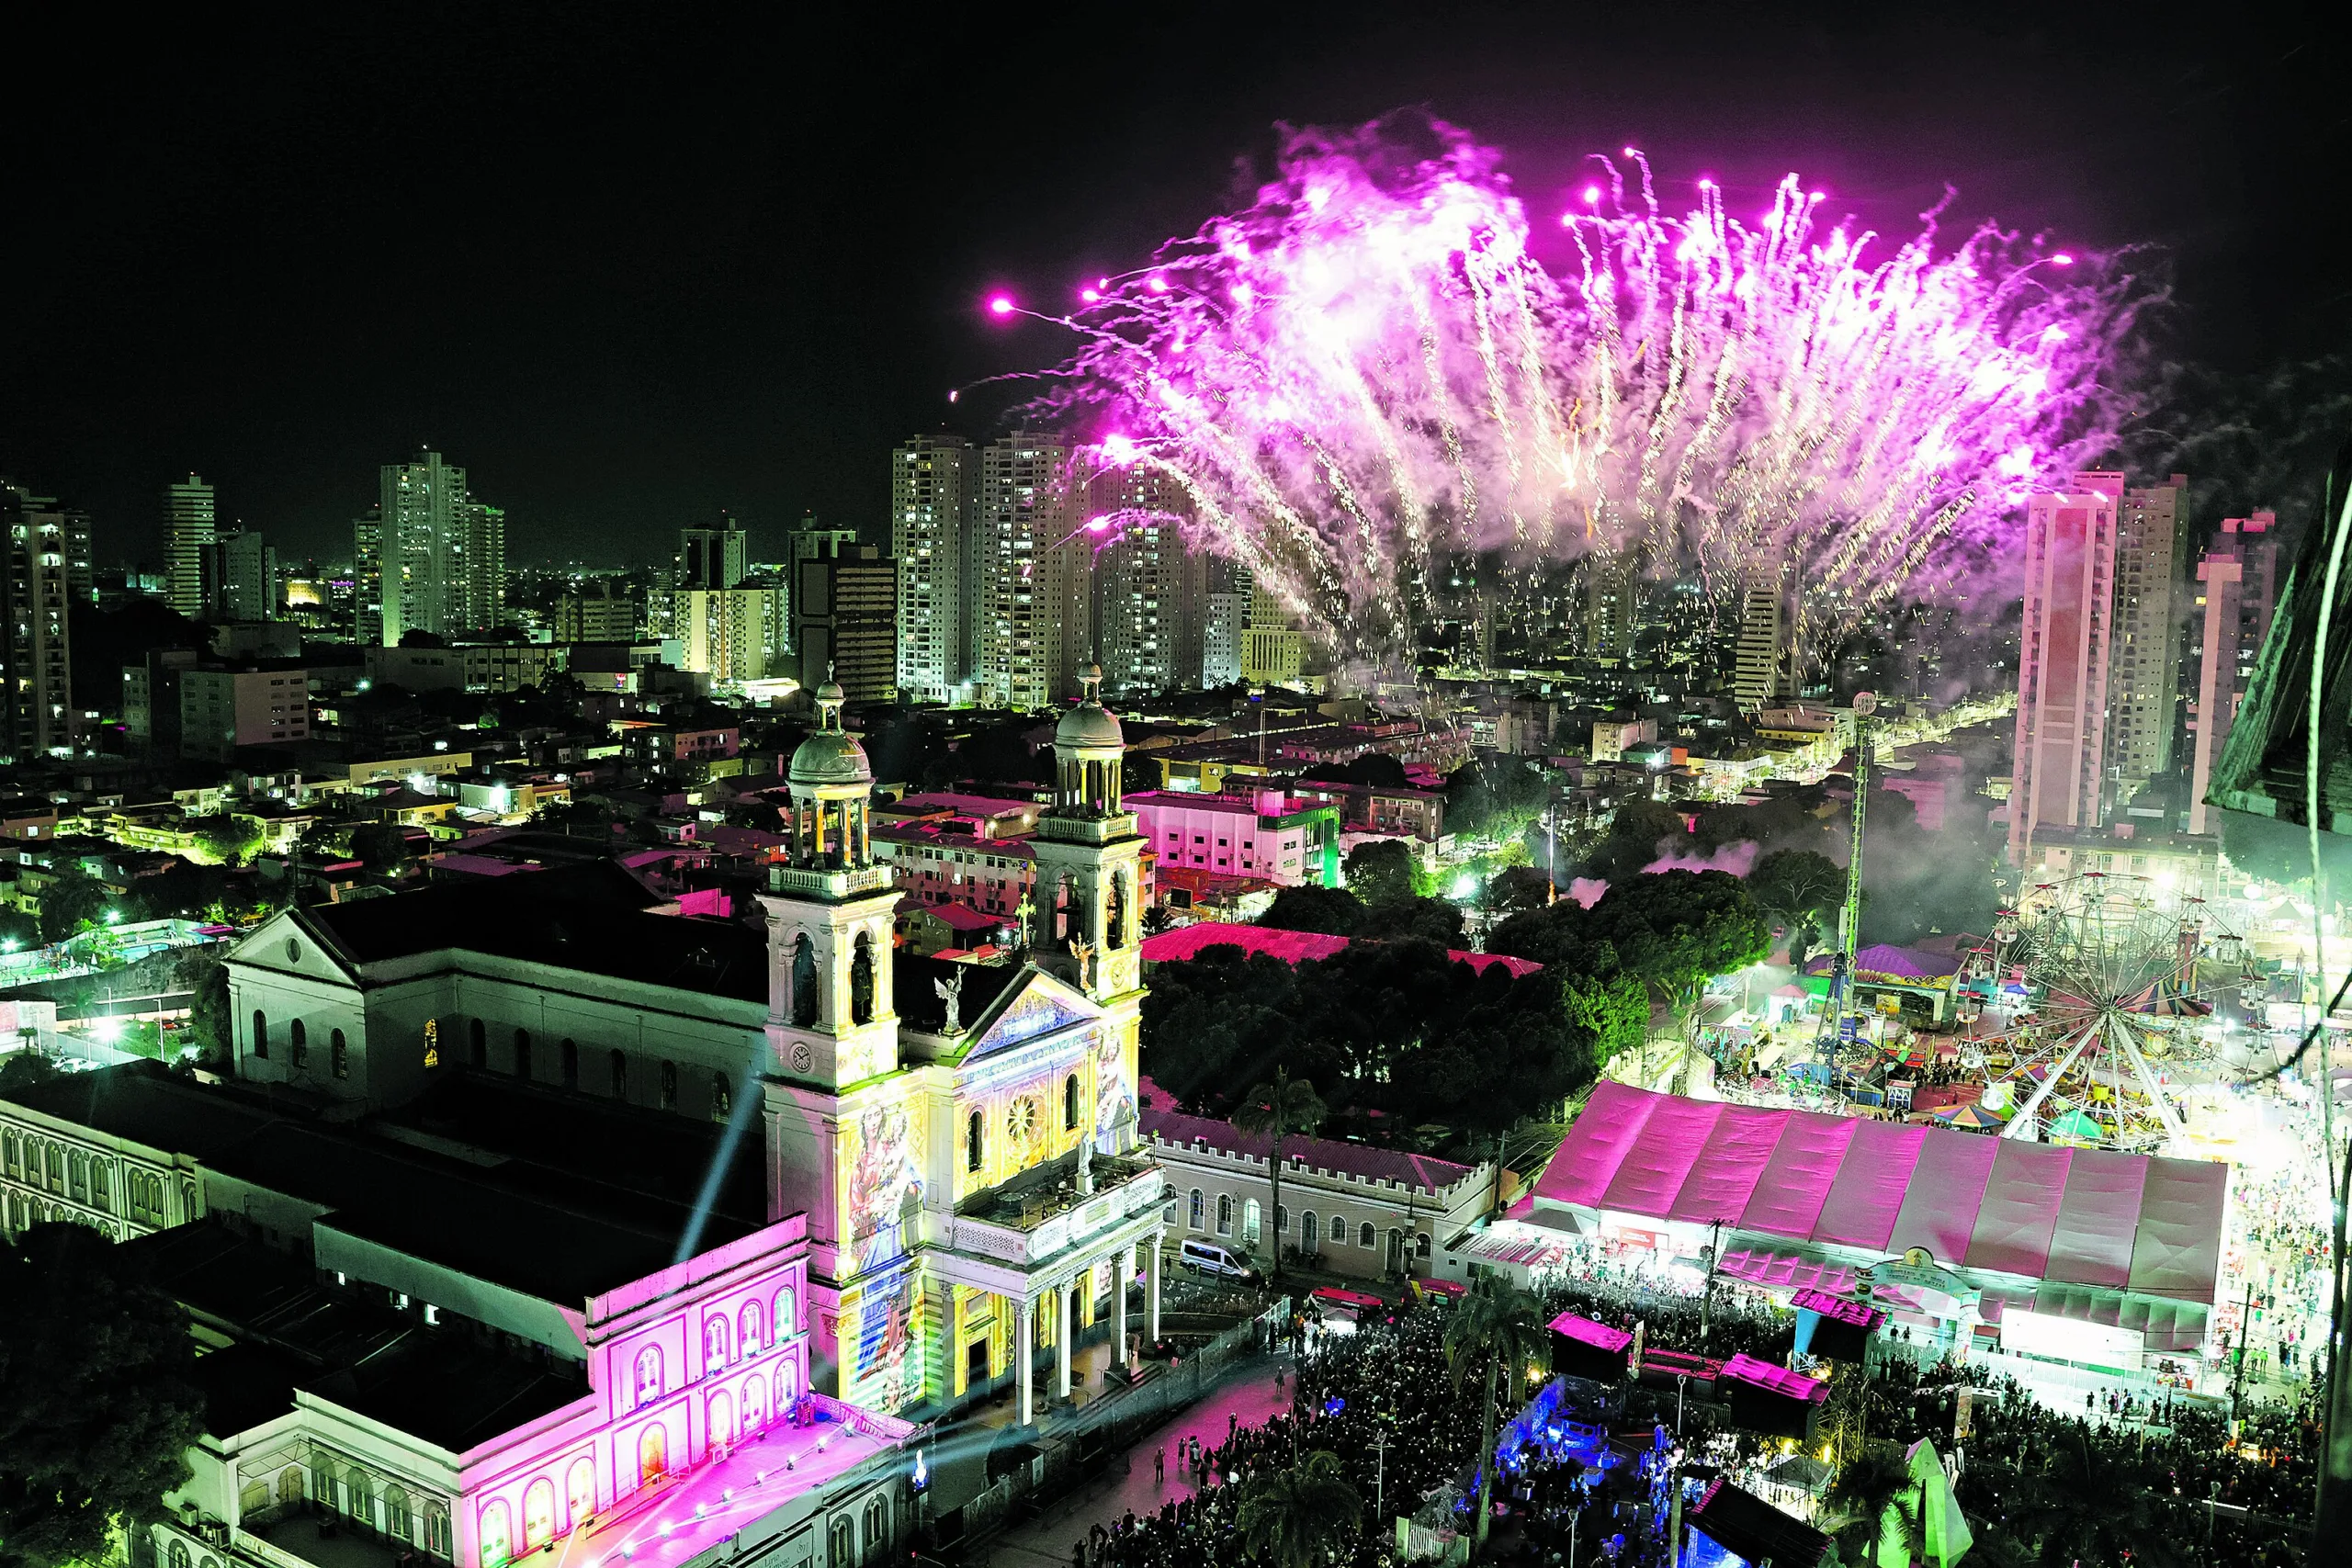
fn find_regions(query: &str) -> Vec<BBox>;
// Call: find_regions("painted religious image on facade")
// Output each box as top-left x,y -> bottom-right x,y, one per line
1092,1026 -> 1132,1144
851,1270 -> 922,1413
845,1100 -> 924,1271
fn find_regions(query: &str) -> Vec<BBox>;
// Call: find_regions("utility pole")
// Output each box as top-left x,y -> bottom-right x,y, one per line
1823,692 -> 1876,1076
1372,1428 -> 1388,1519
1700,1219 -> 1723,1345
2231,1276 -> 2257,1420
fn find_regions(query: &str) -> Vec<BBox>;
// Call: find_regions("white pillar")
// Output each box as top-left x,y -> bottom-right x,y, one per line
1113,1244 -> 1131,1366
1146,1229 -> 1162,1344
1016,1296 -> 1034,1427
1056,1279 -> 1074,1399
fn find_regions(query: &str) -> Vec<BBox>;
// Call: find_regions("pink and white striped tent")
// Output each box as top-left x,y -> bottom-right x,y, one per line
1532,1082 -> 2224,1308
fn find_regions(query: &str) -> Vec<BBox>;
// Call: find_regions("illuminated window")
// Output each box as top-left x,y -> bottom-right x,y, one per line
331,1030 -> 348,1079
252,1011 -> 269,1059
741,1300 -> 763,1355
632,1346 -> 662,1409
564,1458 -> 594,1530
705,1315 -> 729,1367
775,1285 -> 797,1337
659,1060 -> 677,1111
1063,1073 -> 1080,1131
289,1020 -> 308,1068
478,1500 -> 512,1568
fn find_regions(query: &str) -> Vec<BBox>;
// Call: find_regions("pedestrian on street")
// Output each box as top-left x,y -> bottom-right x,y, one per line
1153,1446 -> 1164,1484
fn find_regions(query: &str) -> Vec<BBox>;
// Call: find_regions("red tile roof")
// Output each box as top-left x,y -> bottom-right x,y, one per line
1141,1103 -> 1479,1195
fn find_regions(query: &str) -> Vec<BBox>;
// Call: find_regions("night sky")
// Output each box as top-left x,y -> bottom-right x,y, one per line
4,4 -> 2341,570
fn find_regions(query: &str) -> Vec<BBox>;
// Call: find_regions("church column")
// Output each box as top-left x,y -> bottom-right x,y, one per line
1113,1244 -> 1130,1367
1015,1295 -> 1034,1427
1055,1279 -> 1073,1399
1145,1231 -> 1162,1344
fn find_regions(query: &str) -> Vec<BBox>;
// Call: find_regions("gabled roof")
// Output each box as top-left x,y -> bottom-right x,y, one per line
958,967 -> 1102,1060
1142,1102 -> 1477,1195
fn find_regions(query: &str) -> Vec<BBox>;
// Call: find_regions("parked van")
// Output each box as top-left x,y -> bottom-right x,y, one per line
1178,1238 -> 1260,1283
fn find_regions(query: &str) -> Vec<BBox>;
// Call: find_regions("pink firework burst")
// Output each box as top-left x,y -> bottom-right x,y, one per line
1023,114 -> 2152,669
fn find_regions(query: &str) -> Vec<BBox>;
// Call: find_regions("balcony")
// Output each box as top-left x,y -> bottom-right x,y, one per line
949,1148 -> 1164,1270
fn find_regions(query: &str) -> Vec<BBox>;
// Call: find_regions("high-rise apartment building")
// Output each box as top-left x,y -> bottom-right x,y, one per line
2008,473 -> 2121,865
1582,547 -> 1638,660
973,434 -> 1081,710
792,535 -> 896,702
679,520 -> 750,592
554,580 -> 640,642
1089,468 -> 1199,697
1202,558 -> 1250,687
164,473 -> 217,617
379,451 -> 503,643
675,587 -> 787,685
2,479 -> 74,759
891,434 -> 973,702
1733,557 -> 1793,710
352,505 -> 384,646
2105,475 -> 2189,806
209,530 -> 277,621
2186,513 -> 2281,835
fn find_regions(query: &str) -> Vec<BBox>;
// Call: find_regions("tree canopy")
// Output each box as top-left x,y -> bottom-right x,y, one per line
1258,884 -> 1366,936
1340,839 -> 1420,908
1489,868 -> 1770,1035
0,1224 -> 204,1568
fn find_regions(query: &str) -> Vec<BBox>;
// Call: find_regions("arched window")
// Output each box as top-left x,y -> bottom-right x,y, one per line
1244,1199 -> 1261,1247
513,1030 -> 532,1081
632,1346 -> 662,1409
609,1050 -> 628,1098
862,1497 -> 888,1563
711,1073 -> 731,1122
659,1060 -> 677,1111
1360,1222 -> 1376,1249
478,1500 -> 512,1568
169,1540 -> 191,1568
1187,1189 -> 1204,1230
967,1111 -> 984,1173
289,1019 -> 308,1068
252,1010 -> 269,1059
741,1300 -> 764,1355
1416,1231 -> 1431,1259
564,1457 -> 594,1529
707,1391 -> 731,1450
704,1315 -> 729,1368
330,1030 -> 348,1080
1329,1214 -> 1347,1244
311,1456 -> 335,1509
425,1503 -> 451,1557
1107,871 -> 1128,950
277,1466 -> 304,1507
827,1517 -> 854,1568
560,1039 -> 579,1089
741,1371 -> 768,1433
775,1285 -> 797,1337
1216,1194 -> 1233,1235
849,931 -> 875,1025
1300,1212 -> 1318,1254
775,1359 -> 798,1410
637,1424 -> 667,1487
1063,1073 -> 1080,1131
469,1018 -> 486,1066
790,935 -> 819,1028
385,1487 -> 413,1542
521,1480 -> 555,1551
1275,1204 -> 1287,1235
1387,1229 -> 1405,1269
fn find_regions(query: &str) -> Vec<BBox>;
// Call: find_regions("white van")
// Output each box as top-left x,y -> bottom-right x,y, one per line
1178,1238 -> 1260,1283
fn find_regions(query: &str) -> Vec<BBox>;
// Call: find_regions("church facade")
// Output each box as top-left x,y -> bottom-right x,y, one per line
213,671 -> 1163,1420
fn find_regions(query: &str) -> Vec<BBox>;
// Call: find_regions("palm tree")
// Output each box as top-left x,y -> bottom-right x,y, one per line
1824,1442 -> 1922,1566
1236,1448 -> 1363,1568
1442,1272 -> 1552,1558
1230,1066 -> 1326,1279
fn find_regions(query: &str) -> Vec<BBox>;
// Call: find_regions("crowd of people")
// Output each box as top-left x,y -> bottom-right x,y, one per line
1054,1254 -> 2320,1568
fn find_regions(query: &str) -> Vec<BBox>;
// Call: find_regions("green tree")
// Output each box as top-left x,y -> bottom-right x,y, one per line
0,1224 -> 204,1568
1577,870 -> 1770,1032
1825,1443 -> 1923,1567
1747,848 -> 1846,962
1356,897 -> 1466,947
36,874 -> 112,945
2006,1428 -> 2184,1568
1259,884 -> 1366,936
179,951 -> 232,1069
1229,1067 -> 1326,1279
189,815 -> 264,865
0,1055 -> 59,1098
1342,839 -> 1420,908
1235,1449 -> 1362,1568
347,822 -> 412,871
1443,1273 -> 1551,1557
1487,866 -> 1555,919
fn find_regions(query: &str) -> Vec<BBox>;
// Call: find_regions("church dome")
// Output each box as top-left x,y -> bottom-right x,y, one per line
1056,663 -> 1124,750
789,678 -> 871,785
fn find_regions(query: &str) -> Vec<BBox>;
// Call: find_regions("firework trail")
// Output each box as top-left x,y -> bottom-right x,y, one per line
1015,113 -> 2152,671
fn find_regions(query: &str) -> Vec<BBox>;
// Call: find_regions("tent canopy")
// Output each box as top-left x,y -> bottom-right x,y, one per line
1532,1082 -> 2223,1304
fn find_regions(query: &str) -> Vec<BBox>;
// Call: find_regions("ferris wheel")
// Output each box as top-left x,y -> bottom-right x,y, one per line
1978,872 -> 2245,1156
